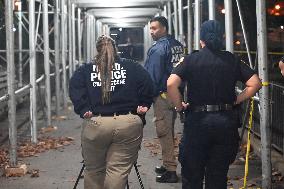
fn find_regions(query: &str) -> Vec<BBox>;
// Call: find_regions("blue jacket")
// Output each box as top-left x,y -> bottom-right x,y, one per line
144,35 -> 183,96
69,58 -> 154,118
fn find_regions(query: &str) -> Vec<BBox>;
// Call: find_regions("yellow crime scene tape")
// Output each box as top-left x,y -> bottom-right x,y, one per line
262,81 -> 269,86
229,98 -> 260,189
240,98 -> 257,189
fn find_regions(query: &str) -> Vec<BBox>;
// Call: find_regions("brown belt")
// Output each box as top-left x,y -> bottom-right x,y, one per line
189,104 -> 234,112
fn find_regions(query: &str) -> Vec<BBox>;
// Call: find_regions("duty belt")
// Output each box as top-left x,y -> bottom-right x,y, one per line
189,104 -> 234,112
93,110 -> 137,117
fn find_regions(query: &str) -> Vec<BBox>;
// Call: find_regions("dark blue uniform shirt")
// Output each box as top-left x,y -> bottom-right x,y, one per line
69,58 -> 154,118
144,35 -> 183,96
172,47 -> 256,106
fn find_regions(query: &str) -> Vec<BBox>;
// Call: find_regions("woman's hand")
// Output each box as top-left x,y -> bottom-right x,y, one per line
137,106 -> 148,115
83,111 -> 93,118
175,102 -> 189,112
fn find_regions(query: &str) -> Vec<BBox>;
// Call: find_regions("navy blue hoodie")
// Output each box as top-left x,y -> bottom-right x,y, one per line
69,58 -> 154,118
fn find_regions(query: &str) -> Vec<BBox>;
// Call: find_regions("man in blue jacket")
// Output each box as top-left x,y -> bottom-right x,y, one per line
144,16 -> 183,183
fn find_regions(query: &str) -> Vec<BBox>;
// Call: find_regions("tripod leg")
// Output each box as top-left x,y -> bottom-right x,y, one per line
73,163 -> 85,189
126,179 -> 130,189
134,163 -> 144,189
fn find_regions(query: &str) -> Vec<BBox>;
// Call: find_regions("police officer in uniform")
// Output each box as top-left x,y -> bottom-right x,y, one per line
69,35 -> 154,189
167,20 -> 262,189
144,16 -> 184,183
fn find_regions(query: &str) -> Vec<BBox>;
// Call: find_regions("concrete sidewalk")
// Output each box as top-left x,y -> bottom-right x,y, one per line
0,106 -> 284,189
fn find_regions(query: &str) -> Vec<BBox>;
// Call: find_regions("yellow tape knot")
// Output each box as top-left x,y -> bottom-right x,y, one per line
262,82 -> 269,86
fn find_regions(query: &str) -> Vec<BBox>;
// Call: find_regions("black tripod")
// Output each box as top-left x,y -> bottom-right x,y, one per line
73,162 -> 144,189
73,162 -> 85,189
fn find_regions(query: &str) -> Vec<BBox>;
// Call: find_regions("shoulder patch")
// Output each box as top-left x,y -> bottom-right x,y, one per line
174,57 -> 184,67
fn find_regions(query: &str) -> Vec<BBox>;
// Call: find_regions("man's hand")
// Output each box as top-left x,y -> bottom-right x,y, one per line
137,106 -> 148,115
83,111 -> 93,118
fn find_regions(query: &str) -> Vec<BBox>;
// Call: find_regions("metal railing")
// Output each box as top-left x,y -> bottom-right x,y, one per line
269,83 -> 284,153
239,83 -> 284,154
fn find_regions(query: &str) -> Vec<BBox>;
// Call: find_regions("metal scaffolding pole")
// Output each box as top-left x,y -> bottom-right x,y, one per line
148,21 -> 152,50
43,0 -> 51,126
90,16 -> 94,59
173,0 -> 178,40
99,21 -> 103,37
163,5 -> 167,18
68,0 -> 73,78
235,0 -> 253,68
194,0 -> 200,50
54,0 -> 61,114
106,25 -> 110,36
72,3 -> 76,71
93,17 -> 97,55
77,8 -> 82,65
86,15 -> 91,62
144,25 -> 147,61
29,0 -> 37,143
18,1 -> 23,87
208,0 -> 215,20
187,0 -> 193,53
103,24 -> 106,35
61,0 -> 67,108
83,13 -> 87,62
95,19 -> 98,41
178,0 -> 184,43
5,0 -> 17,166
256,1 -> 272,188
167,2 -> 172,35
224,0 -> 233,52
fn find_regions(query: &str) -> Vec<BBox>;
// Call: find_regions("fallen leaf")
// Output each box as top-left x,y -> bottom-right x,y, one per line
272,171 -> 281,176
40,126 -> 58,133
247,183 -> 256,187
29,169 -> 40,177
52,115 -> 67,121
227,181 -> 233,186
278,176 -> 284,181
238,157 -> 245,162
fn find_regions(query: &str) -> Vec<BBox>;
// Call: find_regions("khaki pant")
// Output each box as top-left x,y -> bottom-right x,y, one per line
81,113 -> 143,189
153,95 -> 177,171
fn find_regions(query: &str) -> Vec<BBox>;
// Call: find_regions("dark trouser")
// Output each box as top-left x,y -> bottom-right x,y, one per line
179,111 -> 240,189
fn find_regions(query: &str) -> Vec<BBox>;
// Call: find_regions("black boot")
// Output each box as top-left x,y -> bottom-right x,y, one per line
155,165 -> 167,174
156,171 -> 178,183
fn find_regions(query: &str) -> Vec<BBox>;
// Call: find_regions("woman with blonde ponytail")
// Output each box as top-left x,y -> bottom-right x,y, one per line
69,35 -> 154,189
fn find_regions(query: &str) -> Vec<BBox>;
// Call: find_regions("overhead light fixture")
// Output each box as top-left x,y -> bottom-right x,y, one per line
275,4 -> 281,10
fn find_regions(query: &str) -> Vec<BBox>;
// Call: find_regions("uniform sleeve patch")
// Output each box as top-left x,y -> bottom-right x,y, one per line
174,57 -> 184,67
